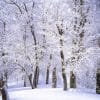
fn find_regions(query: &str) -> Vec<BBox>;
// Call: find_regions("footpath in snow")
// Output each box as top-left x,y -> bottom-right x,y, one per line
8,88 -> 100,100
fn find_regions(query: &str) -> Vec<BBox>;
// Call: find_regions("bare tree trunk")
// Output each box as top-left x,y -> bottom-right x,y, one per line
33,66 -> 39,88
24,80 -> 26,87
96,68 -> 100,94
60,40 -> 67,90
4,71 -> 8,88
1,88 -> 7,100
0,80 -> 9,100
30,25 -> 40,88
46,54 -> 52,84
28,74 -> 34,89
24,76 -> 26,87
46,66 -> 49,84
70,71 -> 76,88
52,67 -> 57,88
62,67 -> 67,90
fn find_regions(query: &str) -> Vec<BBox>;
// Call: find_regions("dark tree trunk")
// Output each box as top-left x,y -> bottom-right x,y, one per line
33,66 -> 39,88
24,80 -> 26,87
46,66 -> 49,84
52,67 -> 57,88
24,76 -> 26,87
30,25 -> 39,88
1,88 -> 7,100
28,74 -> 34,89
62,67 -> 67,90
70,71 -> 76,88
4,72 -> 8,88
0,81 -> 9,100
60,46 -> 67,90
96,68 -> 100,94
46,54 -> 52,84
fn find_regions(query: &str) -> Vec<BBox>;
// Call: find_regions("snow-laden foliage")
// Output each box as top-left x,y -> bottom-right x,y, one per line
0,0 -> 100,90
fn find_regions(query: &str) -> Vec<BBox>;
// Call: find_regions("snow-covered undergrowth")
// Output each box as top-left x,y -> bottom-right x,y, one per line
8,88 -> 100,100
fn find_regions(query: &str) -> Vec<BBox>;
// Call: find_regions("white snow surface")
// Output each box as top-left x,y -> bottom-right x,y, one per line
8,87 -> 100,100
0,96 -> 1,100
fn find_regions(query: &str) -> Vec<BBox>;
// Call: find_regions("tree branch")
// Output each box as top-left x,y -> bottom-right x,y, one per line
4,0 -> 23,14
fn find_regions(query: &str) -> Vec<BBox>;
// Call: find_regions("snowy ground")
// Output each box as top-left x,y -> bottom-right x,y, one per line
8,87 -> 100,100
0,97 -> 1,100
0,92 -> 2,100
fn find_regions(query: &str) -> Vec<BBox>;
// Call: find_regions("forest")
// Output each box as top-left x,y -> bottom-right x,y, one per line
0,0 -> 100,100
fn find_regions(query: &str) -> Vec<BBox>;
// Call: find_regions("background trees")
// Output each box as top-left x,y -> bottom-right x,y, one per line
0,0 -> 99,90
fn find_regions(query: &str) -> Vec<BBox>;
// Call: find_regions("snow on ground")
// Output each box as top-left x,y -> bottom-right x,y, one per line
0,92 -> 2,100
0,96 -> 1,100
8,87 -> 100,100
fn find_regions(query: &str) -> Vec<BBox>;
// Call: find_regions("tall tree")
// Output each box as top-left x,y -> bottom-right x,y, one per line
56,23 -> 67,90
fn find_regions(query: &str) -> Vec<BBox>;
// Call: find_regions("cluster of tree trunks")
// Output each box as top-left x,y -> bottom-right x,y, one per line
2,0 -> 99,94
28,66 -> 39,89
